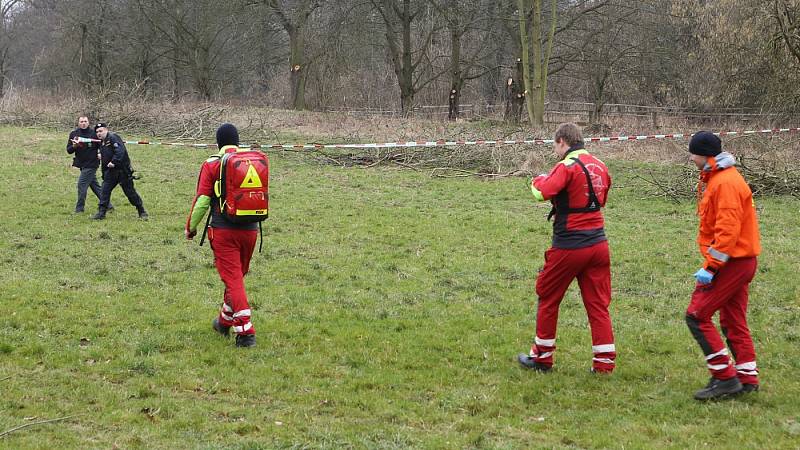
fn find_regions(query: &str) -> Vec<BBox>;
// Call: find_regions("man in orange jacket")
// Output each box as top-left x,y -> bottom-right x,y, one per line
686,131 -> 761,400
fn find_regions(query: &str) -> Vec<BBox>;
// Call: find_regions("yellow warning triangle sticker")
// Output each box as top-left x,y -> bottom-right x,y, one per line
240,164 -> 263,188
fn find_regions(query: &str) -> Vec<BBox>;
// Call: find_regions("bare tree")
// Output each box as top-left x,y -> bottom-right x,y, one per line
3,0 -> 799,117
0,0 -> 21,97
260,0 -> 322,110
568,1 -> 641,123
136,0 -> 240,99
428,0 -> 497,120
774,0 -> 800,65
517,0 -> 557,127
370,0 -> 448,116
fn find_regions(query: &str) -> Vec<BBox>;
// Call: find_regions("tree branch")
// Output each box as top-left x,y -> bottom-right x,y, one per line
0,415 -> 79,439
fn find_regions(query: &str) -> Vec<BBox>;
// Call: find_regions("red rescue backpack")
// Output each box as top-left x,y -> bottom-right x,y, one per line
214,150 -> 269,223
199,150 -> 269,252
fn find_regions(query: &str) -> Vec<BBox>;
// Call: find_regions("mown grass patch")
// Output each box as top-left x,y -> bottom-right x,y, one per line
0,125 -> 798,448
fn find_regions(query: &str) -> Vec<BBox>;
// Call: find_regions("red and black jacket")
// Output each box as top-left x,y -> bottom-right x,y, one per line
531,147 -> 611,249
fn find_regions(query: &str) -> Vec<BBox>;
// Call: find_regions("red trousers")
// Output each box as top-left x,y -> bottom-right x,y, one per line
686,257 -> 758,384
209,227 -> 258,336
529,241 -> 616,372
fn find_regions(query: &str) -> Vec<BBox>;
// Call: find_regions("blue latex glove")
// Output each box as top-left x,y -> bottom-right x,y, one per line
694,268 -> 714,285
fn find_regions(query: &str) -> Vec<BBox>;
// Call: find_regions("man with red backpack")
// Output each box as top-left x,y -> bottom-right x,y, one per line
517,122 -> 616,374
185,123 -> 269,348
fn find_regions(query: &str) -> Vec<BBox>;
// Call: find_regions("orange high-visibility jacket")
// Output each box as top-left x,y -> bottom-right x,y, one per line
697,154 -> 761,273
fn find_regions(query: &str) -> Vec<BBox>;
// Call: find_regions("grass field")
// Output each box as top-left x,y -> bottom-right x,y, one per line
1,124 -> 799,449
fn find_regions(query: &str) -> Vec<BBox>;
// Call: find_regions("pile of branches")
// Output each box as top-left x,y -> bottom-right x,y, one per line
84,85 -> 230,139
632,135 -> 800,200
307,143 -> 548,179
631,164 -> 697,203
736,138 -> 800,198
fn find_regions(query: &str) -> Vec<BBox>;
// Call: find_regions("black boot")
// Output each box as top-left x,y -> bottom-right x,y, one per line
739,383 -> 760,394
517,353 -> 551,372
235,334 -> 256,348
137,208 -> 149,220
694,377 -> 743,400
211,318 -> 230,337
91,209 -> 107,220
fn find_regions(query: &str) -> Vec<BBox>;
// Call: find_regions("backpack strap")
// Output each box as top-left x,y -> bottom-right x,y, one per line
258,221 -> 263,253
198,211 -> 212,247
197,154 -> 221,247
568,157 -> 602,213
547,156 -> 601,221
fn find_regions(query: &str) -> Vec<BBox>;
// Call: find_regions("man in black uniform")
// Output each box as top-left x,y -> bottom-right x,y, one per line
91,123 -> 148,220
67,116 -> 112,213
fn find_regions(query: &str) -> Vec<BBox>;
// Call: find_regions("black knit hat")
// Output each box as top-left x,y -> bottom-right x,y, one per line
94,122 -> 108,131
216,123 -> 240,148
688,131 -> 721,156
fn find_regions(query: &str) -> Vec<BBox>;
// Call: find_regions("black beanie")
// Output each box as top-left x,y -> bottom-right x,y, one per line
216,123 -> 240,148
688,131 -> 721,157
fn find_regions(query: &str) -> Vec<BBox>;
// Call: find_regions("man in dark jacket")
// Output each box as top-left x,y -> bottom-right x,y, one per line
67,116 -> 111,213
91,123 -> 148,220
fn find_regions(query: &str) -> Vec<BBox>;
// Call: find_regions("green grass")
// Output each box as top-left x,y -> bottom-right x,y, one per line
1,125 -> 799,448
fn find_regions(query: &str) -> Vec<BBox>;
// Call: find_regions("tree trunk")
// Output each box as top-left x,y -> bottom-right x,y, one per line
172,47 -> 181,99
172,3 -> 182,99
519,0 -> 556,127
447,0 -> 462,120
267,0 -> 315,111
192,47 -> 213,100
530,0 -> 544,125
139,47 -> 151,92
518,0 -> 534,124
481,0 -> 502,104
775,0 -> 800,65
538,0 -> 557,126
0,0 -> 20,98
289,26 -> 306,110
0,51 -> 5,98
400,0 -> 414,117
448,87 -> 460,120
79,23 -> 87,88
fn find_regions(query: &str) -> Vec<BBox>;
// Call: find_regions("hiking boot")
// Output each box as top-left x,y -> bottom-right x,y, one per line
740,383 -> 759,394
694,377 -> 743,400
212,318 -> 230,337
517,353 -> 551,372
138,210 -> 149,220
235,334 -> 256,348
91,211 -> 106,220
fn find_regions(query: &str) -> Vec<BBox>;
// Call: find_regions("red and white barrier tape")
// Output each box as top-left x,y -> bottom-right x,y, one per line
113,127 -> 800,150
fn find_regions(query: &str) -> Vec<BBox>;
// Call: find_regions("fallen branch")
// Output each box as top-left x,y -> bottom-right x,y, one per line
481,169 -> 531,179
0,415 -> 78,439
362,152 -> 398,169
631,170 -> 687,204
391,160 -> 421,171
430,167 -> 493,178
